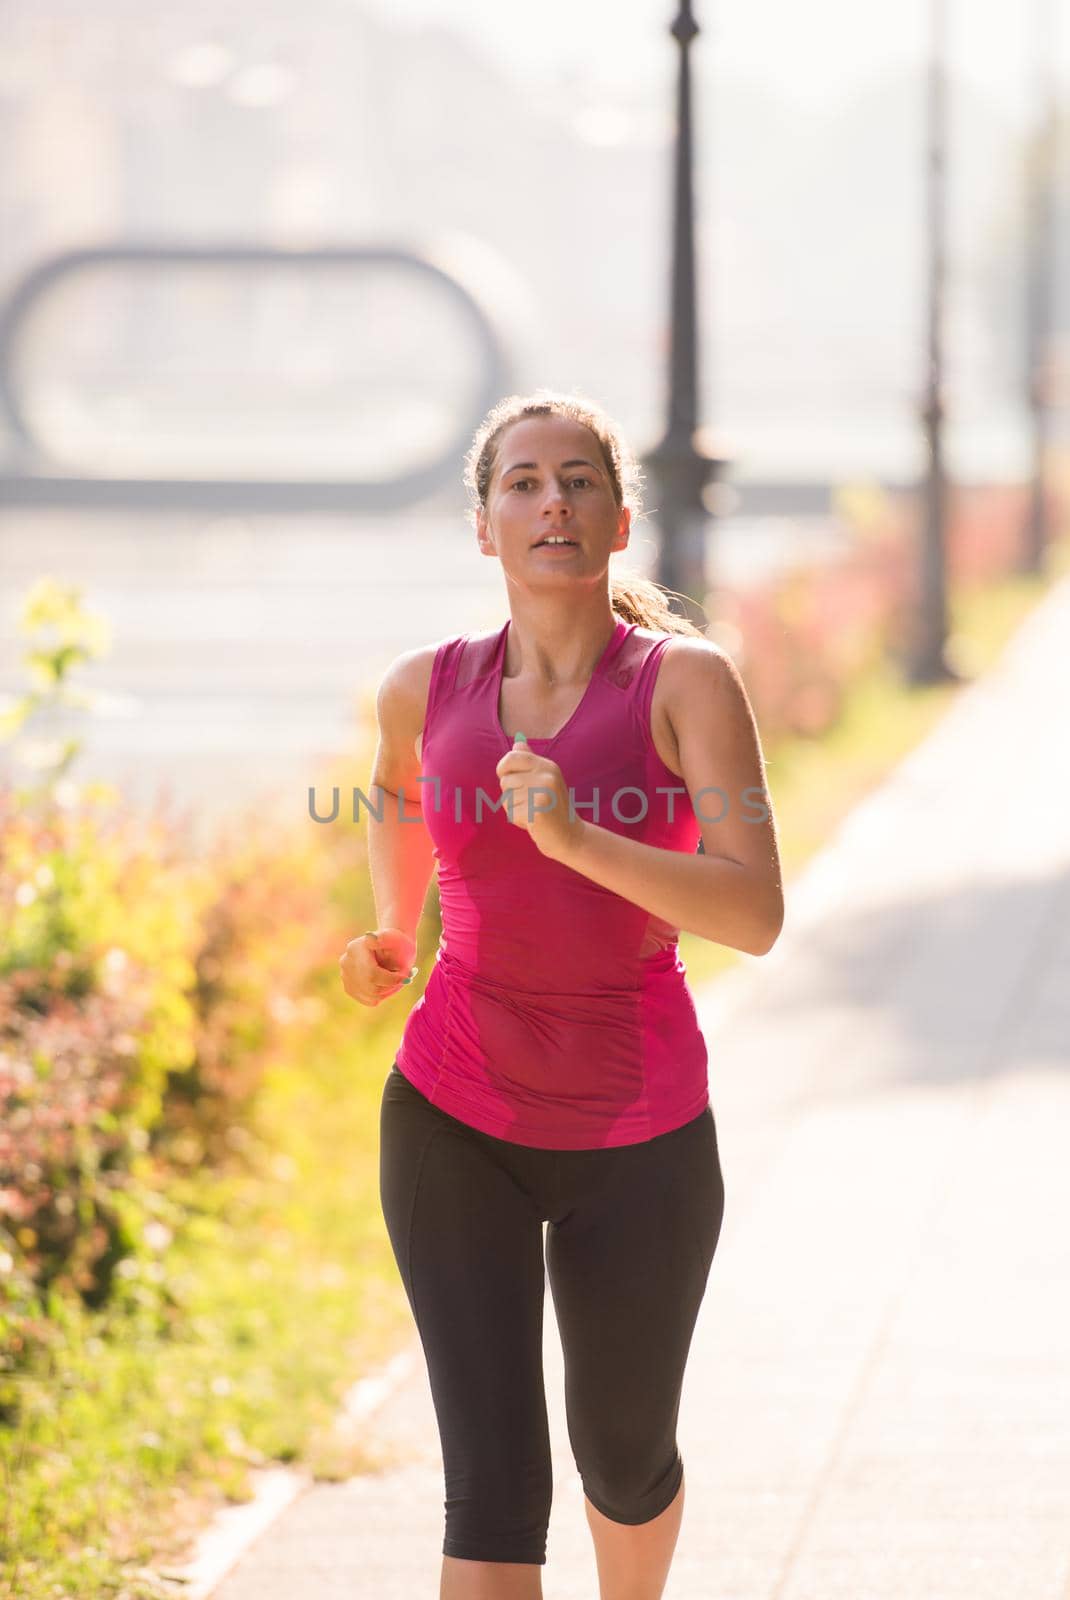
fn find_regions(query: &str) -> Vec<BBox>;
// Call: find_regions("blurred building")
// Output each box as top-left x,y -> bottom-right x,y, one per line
1,0 -> 1067,484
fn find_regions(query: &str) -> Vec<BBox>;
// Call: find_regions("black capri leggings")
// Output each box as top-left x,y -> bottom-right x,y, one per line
378,1062 -> 725,1566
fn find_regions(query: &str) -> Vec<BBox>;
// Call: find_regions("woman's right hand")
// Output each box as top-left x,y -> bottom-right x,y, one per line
339,928 -> 419,1007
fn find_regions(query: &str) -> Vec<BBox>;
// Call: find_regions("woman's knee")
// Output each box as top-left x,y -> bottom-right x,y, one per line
578,1442 -> 684,1526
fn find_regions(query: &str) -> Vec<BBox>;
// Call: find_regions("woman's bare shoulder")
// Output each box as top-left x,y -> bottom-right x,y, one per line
378,641 -> 440,703
375,639 -> 453,770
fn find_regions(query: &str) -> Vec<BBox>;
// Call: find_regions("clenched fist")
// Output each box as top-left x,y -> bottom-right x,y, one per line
495,732 -> 586,863
339,928 -> 418,1007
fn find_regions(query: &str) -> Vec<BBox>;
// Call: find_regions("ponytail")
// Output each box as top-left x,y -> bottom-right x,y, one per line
610,569 -> 707,638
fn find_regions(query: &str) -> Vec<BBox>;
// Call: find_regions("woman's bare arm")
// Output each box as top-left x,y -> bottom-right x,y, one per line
549,641 -> 784,956
367,646 -> 439,943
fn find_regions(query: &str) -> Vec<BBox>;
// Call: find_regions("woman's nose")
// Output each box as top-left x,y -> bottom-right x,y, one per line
539,478 -> 569,511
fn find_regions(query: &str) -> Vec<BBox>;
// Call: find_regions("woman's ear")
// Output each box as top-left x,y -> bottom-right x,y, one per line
476,506 -> 496,557
614,505 -> 631,552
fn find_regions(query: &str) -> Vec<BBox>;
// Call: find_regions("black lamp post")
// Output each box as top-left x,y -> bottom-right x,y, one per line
1020,0 -> 1058,575
645,0 -> 724,626
908,0 -> 958,684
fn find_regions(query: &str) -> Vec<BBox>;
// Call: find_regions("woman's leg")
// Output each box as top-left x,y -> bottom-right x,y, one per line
582,1472 -> 686,1600
545,1106 -> 725,1600
379,1067 -> 553,1594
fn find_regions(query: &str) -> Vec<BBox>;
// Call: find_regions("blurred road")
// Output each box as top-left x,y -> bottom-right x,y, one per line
0,508 -> 503,845
200,573 -> 1070,1598
0,504 -> 845,848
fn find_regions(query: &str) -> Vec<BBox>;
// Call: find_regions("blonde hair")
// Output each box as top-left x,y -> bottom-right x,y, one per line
464,389 -> 707,638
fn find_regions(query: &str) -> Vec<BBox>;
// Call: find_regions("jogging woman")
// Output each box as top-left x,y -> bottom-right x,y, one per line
340,390 -> 783,1600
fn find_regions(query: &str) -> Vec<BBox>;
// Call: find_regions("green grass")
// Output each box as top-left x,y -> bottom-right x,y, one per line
3,536 -> 1067,1598
1,1008 -> 420,1600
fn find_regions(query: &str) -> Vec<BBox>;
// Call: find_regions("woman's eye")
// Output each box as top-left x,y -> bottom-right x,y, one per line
508,476 -> 590,492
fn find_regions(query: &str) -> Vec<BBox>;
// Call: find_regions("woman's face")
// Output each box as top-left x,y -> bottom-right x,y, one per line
476,415 -> 630,585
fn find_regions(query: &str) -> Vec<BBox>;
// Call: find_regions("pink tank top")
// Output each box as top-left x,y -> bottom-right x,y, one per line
394,615 -> 710,1149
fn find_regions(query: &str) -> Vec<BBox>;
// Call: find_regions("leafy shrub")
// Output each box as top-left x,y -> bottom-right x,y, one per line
0,790 -> 202,1330
0,579 -> 390,1378
718,479 -> 1061,740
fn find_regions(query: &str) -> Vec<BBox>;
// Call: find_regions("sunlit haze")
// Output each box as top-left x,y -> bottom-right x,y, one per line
368,0 -> 1064,123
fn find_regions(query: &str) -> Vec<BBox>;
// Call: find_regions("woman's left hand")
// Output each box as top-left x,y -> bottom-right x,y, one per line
495,738 -> 586,863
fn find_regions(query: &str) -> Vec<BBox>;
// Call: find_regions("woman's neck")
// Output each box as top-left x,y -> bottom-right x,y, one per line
502,602 -> 619,687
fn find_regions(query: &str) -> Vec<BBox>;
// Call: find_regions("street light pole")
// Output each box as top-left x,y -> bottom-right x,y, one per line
1020,0 -> 1058,575
909,0 -> 957,684
646,0 -> 723,626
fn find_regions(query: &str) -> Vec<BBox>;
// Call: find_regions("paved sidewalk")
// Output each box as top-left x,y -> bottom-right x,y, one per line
211,578 -> 1070,1599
